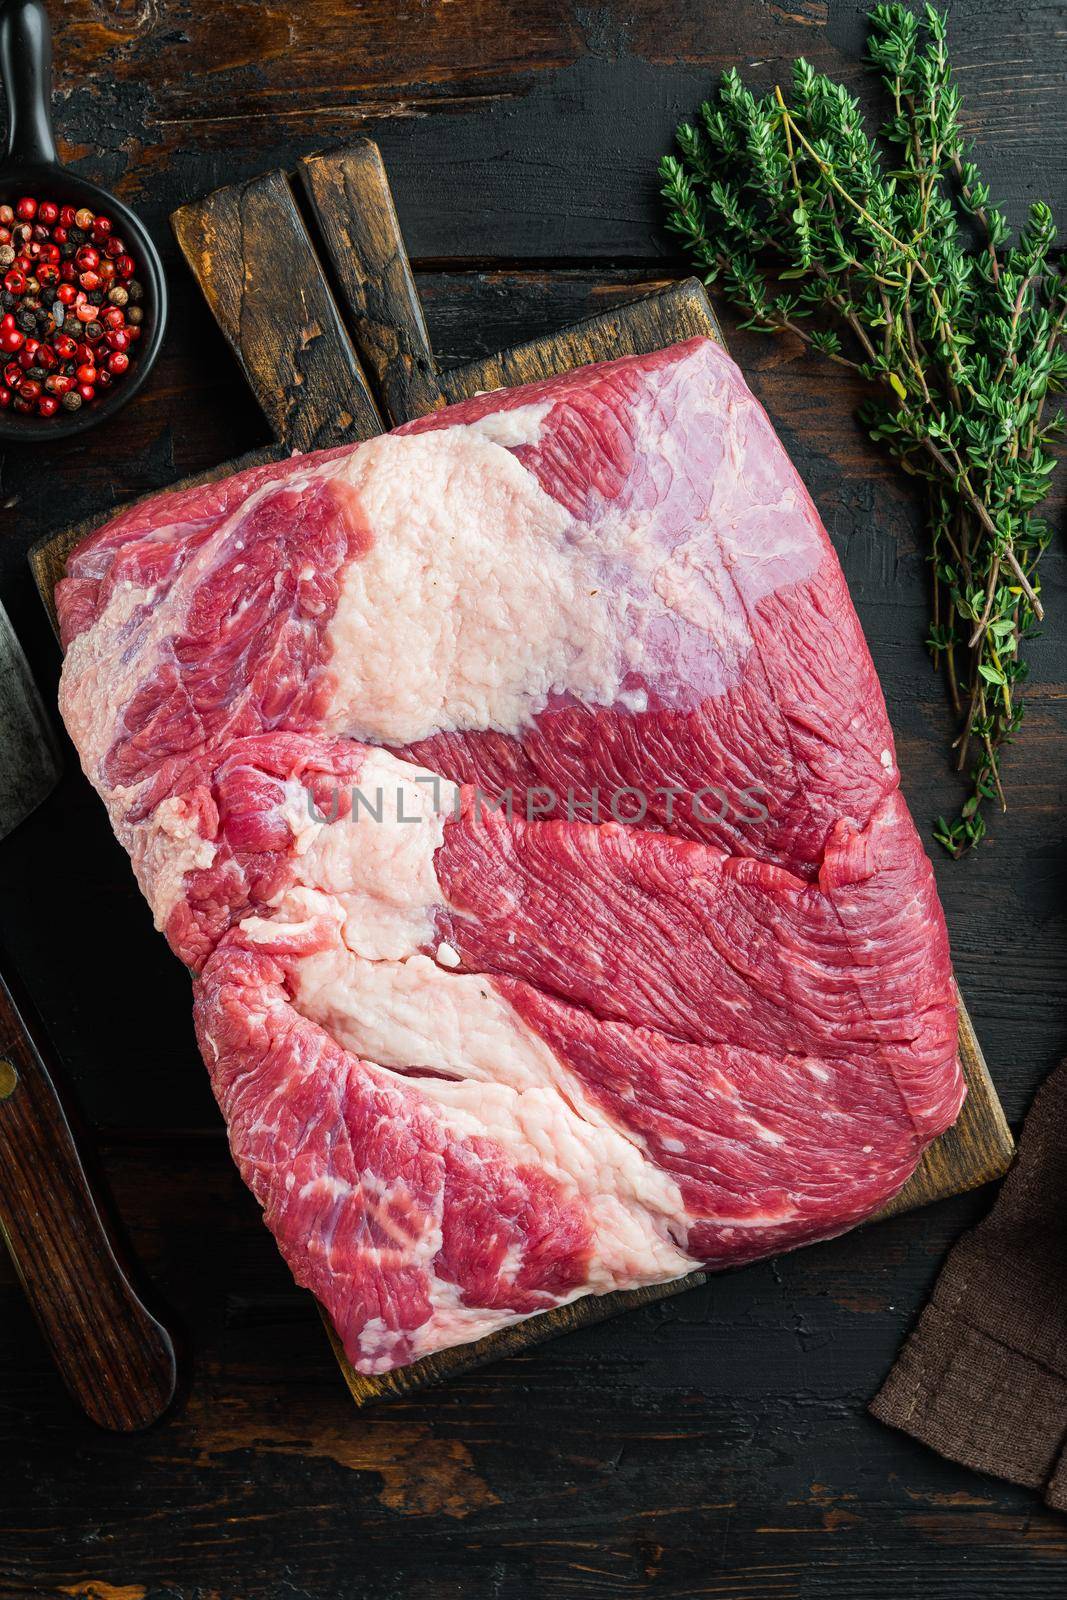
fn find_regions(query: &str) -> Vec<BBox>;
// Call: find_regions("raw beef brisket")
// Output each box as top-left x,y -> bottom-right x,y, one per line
57,336 -> 963,1374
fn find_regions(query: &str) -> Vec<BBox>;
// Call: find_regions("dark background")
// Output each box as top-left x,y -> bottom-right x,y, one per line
1,2 -> 1066,1596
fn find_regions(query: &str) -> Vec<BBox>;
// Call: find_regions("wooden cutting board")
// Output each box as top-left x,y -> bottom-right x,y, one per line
29,140 -> 1013,1407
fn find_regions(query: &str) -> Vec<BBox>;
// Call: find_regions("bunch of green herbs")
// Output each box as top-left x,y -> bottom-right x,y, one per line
661,3 -> 1067,854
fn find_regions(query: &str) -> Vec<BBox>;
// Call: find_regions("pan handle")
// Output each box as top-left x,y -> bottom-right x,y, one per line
0,0 -> 59,168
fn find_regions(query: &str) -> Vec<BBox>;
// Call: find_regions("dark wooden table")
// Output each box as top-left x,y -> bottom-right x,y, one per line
1,3 -> 1066,1596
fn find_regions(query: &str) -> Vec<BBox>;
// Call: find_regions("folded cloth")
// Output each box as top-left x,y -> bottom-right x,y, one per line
871,1059 -> 1067,1511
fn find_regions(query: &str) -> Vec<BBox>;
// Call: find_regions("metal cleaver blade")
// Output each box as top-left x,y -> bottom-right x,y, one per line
0,598 -> 62,842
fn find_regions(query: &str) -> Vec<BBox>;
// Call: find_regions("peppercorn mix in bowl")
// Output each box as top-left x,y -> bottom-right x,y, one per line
0,195 -> 152,422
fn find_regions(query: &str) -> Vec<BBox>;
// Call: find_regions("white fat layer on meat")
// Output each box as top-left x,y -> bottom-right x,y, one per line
239,756 -> 698,1283
274,749 -> 459,963
322,344 -> 822,745
324,428 -> 579,745
127,795 -> 218,929
278,937 -> 697,1284
461,399 -> 553,448
57,454 -> 349,927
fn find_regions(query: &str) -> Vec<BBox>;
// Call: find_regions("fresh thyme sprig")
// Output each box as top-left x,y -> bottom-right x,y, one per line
660,3 -> 1067,855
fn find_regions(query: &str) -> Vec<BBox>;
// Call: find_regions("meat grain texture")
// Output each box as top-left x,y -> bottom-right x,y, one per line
57,338 -> 963,1375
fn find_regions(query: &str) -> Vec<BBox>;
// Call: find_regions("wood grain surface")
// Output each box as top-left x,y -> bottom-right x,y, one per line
1,3 -> 1065,1597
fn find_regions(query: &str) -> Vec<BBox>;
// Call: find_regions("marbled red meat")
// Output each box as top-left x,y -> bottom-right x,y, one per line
57,337 -> 963,1374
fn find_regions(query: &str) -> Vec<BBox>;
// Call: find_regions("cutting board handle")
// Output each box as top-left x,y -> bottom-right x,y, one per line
299,141 -> 443,426
171,139 -> 443,450
171,169 -> 383,454
0,962 -> 178,1430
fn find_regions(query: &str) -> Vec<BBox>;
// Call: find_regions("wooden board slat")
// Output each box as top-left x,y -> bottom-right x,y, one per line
27,264 -> 1013,1407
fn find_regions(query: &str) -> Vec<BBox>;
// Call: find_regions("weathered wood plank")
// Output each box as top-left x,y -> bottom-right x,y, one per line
300,142 -> 444,426
39,2 -> 1067,261
439,277 -> 722,394
0,1133 -> 1058,1600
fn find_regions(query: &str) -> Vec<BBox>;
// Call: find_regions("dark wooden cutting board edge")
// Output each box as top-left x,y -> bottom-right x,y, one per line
28,154 -> 1013,1408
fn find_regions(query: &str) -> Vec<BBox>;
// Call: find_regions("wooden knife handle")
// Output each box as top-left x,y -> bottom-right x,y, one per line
0,964 -> 178,1430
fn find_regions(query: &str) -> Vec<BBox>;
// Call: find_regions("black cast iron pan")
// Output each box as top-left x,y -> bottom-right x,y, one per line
0,0 -> 166,441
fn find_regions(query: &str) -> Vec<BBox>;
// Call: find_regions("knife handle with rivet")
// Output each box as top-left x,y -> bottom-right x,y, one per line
0,963 -> 178,1430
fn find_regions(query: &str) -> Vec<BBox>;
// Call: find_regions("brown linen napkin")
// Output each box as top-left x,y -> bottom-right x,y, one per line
871,1059 -> 1067,1510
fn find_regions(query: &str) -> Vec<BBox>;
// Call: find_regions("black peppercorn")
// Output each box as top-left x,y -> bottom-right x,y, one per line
60,241 -> 74,258
126,304 -> 143,325
127,280 -> 143,304
15,309 -> 35,333
84,321 -> 103,342
26,365 -> 45,382
61,388 -> 82,411
68,226 -> 85,245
